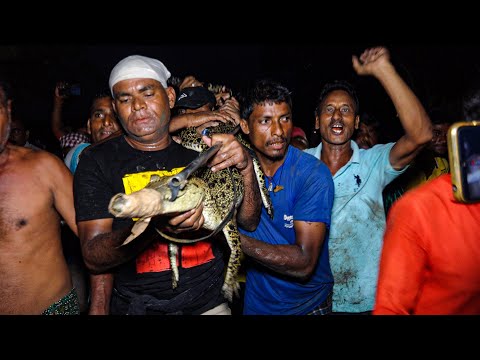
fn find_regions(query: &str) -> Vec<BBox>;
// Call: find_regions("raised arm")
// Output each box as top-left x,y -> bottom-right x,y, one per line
51,82 -> 68,140
352,47 -> 432,170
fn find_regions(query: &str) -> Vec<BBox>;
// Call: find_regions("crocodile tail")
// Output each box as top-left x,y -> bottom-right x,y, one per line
252,156 -> 274,219
236,132 -> 274,219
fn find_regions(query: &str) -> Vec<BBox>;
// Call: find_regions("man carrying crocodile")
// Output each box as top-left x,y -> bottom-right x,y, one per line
73,55 -> 261,315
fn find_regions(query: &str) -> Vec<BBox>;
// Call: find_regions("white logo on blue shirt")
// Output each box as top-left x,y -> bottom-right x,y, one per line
284,214 -> 294,229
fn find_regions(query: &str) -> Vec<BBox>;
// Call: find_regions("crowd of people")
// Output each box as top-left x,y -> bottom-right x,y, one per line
1,46 -> 479,316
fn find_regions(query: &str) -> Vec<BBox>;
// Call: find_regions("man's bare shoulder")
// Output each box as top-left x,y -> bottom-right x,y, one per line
12,145 -> 67,169
5,146 -> 72,188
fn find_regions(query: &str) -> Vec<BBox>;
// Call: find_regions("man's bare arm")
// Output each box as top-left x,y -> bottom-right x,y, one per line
79,204 -> 204,274
88,273 -> 113,315
45,152 -> 79,236
352,47 -> 432,170
241,221 -> 327,281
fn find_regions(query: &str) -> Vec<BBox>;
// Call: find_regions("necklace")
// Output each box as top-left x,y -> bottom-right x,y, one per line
266,163 -> 285,193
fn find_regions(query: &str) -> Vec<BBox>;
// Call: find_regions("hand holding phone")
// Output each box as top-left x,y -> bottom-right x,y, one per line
58,82 -> 81,97
447,121 -> 480,203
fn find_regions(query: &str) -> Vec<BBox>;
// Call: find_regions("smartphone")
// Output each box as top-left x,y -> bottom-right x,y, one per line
447,121 -> 480,203
58,83 -> 81,97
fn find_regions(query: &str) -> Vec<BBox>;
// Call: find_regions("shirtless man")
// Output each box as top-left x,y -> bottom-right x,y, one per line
0,80 -> 80,315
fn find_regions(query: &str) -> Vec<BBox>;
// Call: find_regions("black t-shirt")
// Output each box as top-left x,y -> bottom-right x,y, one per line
74,136 -> 226,314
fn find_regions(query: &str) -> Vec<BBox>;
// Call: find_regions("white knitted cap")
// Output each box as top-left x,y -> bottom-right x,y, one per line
109,55 -> 171,94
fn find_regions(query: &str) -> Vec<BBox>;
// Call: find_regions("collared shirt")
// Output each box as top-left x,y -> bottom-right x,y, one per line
305,141 -> 406,312
240,146 -> 334,315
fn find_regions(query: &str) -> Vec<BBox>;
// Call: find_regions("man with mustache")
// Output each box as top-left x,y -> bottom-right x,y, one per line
304,46 -> 432,314
62,90 -> 122,314
73,55 -> 260,315
238,79 -> 335,315
64,90 -> 121,173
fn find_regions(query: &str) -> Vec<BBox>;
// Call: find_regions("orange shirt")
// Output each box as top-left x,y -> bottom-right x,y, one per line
374,174 -> 480,315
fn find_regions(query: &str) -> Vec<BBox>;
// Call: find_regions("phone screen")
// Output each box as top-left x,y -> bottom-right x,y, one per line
448,122 -> 480,203
458,125 -> 480,202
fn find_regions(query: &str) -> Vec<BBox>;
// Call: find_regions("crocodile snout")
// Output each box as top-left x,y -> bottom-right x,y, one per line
109,194 -> 128,216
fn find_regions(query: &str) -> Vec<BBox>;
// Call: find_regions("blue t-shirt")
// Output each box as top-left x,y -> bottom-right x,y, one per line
240,146 -> 334,315
64,142 -> 91,174
305,141 -> 406,312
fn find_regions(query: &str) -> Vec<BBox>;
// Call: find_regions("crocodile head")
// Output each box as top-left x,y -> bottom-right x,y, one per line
108,174 -> 205,245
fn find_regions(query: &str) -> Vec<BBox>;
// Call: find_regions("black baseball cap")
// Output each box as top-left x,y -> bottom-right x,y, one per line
175,86 -> 216,109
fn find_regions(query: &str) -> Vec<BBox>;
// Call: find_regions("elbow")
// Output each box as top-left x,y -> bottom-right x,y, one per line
294,262 -> 316,282
241,224 -> 257,232
296,272 -> 313,283
81,246 -> 112,274
237,209 -> 261,231
404,126 -> 432,152
415,117 -> 433,146
420,125 -> 433,146
83,258 -> 109,275
238,218 -> 259,232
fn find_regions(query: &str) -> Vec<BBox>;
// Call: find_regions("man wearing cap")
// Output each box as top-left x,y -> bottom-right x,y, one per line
73,55 -> 261,315
176,86 -> 217,110
169,86 -> 238,141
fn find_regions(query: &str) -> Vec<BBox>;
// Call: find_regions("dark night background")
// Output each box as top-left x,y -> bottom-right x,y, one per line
1,43 -> 479,151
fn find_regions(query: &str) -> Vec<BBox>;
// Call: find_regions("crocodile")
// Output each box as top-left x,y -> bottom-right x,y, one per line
108,123 -> 272,302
